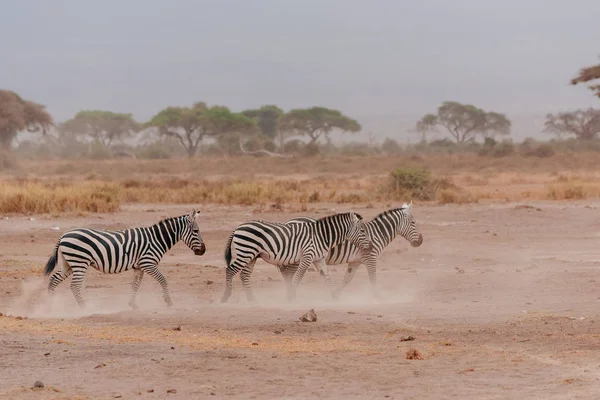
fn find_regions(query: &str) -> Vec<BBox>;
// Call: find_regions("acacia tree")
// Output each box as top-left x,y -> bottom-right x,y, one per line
278,107 -> 361,145
241,105 -> 283,139
543,109 -> 600,140
60,110 -> 140,147
416,101 -> 511,143
147,102 -> 257,157
571,59 -> 600,98
414,114 -> 438,142
0,89 -> 53,150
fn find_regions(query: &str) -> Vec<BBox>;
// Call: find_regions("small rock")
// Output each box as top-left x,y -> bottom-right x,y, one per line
167,389 -> 177,394
173,325 -> 182,331
33,381 -> 44,389
44,352 -> 51,356
299,309 -> 317,322
455,267 -> 465,274
274,330 -> 282,334
406,348 -> 424,360
347,311 -> 356,315
205,280 -> 214,285
400,335 -> 416,342
94,363 -> 106,369
251,342 -> 259,346
147,389 -> 154,393
114,395 -> 122,399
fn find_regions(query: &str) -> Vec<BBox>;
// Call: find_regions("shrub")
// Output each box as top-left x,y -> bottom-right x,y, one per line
386,167 -> 435,200
380,138 -> 403,155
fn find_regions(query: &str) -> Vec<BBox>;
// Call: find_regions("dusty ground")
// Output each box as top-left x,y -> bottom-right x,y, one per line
2,200 -> 600,399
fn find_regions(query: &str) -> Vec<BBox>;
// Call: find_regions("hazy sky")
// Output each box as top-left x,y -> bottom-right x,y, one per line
1,0 -> 599,140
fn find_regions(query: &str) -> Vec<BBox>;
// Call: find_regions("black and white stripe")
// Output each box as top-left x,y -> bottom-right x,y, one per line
43,209 -> 206,309
220,212 -> 371,302
280,203 -> 423,298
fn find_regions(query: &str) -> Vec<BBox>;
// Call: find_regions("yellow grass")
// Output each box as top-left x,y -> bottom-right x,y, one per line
2,154 -> 600,213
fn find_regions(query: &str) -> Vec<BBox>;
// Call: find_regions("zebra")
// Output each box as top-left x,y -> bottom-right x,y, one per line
220,212 -> 372,303
279,202 -> 423,299
42,209 -> 206,309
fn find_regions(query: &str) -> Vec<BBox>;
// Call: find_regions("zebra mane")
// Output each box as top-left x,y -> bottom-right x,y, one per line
153,214 -> 187,228
316,212 -> 362,223
372,207 -> 409,221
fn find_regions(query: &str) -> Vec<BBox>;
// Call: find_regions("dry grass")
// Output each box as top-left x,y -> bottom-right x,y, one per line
0,181 -> 120,214
2,154 -> 600,214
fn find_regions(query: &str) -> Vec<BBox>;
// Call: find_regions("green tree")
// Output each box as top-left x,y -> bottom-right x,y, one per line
278,107 -> 361,145
414,114 -> 438,142
543,109 -> 600,140
61,110 -> 140,147
241,105 -> 283,139
147,102 -> 257,157
417,101 -> 511,143
0,89 -> 53,150
571,59 -> 600,98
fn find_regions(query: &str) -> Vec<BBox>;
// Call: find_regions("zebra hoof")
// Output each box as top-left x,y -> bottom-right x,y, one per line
331,291 -> 341,301
128,301 -> 138,310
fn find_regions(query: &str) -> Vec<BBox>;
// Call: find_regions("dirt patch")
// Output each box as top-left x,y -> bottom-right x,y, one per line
2,201 -> 600,398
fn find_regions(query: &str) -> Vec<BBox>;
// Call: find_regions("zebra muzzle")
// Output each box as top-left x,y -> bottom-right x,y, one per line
194,243 -> 206,256
411,234 -> 423,247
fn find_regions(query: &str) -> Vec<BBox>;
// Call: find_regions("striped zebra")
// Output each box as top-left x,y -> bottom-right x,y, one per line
43,209 -> 206,309
279,203 -> 423,298
220,212 -> 372,303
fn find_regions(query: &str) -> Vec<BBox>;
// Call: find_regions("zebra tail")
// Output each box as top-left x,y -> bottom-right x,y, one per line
44,244 -> 59,277
224,232 -> 234,268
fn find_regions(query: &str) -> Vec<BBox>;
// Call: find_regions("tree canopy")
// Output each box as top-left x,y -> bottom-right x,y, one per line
278,107 -> 361,145
147,102 -> 257,157
241,105 -> 283,139
543,108 -> 600,140
416,101 -> 511,143
0,89 -> 53,149
571,60 -> 600,99
60,110 -> 140,147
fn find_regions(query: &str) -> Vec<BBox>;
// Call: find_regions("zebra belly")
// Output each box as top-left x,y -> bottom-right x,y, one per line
326,243 -> 362,265
258,251 -> 303,267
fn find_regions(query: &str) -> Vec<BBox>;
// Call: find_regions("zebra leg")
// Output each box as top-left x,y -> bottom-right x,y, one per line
69,266 -> 88,309
221,253 -> 254,303
239,259 -> 257,302
278,265 -> 297,301
128,268 -> 144,309
289,258 -> 313,301
279,265 -> 295,288
364,259 -> 382,299
45,265 -> 73,312
335,261 -> 362,299
141,265 -> 172,307
313,259 -> 337,300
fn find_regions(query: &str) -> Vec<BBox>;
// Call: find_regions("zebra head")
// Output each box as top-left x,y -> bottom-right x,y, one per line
345,212 -> 373,252
399,201 -> 423,247
182,209 -> 206,256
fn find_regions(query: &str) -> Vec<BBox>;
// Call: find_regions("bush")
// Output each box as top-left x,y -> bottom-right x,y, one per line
478,138 -> 515,157
386,167 -> 436,200
0,149 -> 20,170
520,139 -> 555,157
338,142 -> 378,156
380,138 -> 403,155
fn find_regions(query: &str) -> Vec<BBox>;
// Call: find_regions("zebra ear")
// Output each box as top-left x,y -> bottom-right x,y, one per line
408,201 -> 413,211
190,209 -> 200,219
